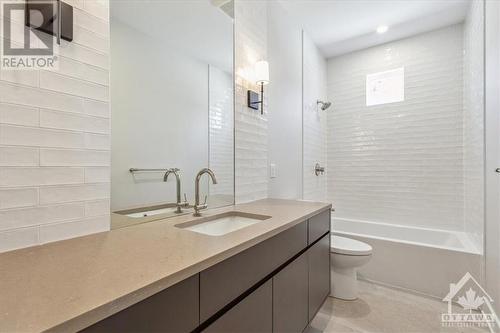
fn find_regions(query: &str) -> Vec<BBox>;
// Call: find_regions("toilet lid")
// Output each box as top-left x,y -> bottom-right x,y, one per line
331,236 -> 372,256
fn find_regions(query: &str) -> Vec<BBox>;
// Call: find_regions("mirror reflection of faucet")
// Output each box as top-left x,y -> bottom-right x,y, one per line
122,167 -> 218,218
163,168 -> 189,213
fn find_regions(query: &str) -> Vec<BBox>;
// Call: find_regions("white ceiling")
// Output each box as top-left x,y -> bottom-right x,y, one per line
278,0 -> 470,58
110,0 -> 233,72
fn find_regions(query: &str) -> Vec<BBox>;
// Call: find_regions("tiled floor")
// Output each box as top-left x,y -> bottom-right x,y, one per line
307,280 -> 491,333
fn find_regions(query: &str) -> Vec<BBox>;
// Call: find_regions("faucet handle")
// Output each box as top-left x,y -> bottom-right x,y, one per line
182,193 -> 190,207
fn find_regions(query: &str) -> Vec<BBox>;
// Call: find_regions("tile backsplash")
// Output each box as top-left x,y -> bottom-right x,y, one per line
0,0 -> 111,252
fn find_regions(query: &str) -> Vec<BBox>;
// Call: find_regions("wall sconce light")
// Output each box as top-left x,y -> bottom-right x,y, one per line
26,0 -> 74,44
247,60 -> 269,115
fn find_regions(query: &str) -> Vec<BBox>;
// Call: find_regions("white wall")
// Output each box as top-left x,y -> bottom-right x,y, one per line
267,1 -> 303,200
234,0 -> 269,203
110,20 -> 209,211
303,32 -> 328,202
327,25 -> 465,231
0,0 -> 111,253
463,0 -> 485,254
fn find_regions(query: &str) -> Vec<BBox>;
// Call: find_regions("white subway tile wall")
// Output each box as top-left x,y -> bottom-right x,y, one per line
0,188 -> 38,209
303,32 -> 328,202
234,0 -> 269,204
327,25 -> 466,231
209,66 -> 234,202
0,0 -> 110,252
463,0 -> 484,252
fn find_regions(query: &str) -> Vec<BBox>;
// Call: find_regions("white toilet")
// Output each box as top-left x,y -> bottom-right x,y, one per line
330,235 -> 373,300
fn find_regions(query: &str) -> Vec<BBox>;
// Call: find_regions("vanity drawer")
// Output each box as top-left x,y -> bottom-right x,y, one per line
308,209 -> 330,244
200,221 -> 307,322
203,280 -> 272,333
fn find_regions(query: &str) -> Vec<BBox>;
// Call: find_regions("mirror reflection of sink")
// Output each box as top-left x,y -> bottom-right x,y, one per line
176,211 -> 272,236
114,203 -> 190,218
125,207 -> 178,218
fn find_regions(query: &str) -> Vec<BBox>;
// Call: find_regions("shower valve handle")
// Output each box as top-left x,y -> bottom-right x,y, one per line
315,163 -> 325,176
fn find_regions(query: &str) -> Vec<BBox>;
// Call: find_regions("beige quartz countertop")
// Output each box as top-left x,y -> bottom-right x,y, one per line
0,199 -> 331,333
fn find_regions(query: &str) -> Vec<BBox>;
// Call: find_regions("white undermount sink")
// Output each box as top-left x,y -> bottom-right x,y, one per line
176,211 -> 272,236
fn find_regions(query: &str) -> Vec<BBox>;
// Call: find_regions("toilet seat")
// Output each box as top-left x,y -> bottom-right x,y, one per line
331,236 -> 372,256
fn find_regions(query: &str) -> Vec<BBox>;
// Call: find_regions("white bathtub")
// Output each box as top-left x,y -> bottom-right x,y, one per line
332,217 -> 483,298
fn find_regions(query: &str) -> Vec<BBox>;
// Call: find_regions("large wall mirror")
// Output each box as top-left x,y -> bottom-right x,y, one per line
110,0 -> 234,229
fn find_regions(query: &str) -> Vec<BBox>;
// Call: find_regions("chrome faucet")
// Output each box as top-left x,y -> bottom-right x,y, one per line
193,168 -> 217,216
164,168 -> 188,213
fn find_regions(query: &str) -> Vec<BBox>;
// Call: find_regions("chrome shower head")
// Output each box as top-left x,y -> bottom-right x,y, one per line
317,100 -> 332,111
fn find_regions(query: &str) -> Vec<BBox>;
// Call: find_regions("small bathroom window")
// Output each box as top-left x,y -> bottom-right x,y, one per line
366,67 -> 404,106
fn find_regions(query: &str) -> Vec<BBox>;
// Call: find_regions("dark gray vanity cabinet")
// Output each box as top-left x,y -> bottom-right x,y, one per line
80,275 -> 199,333
204,280 -> 273,333
272,252 -> 309,333
308,233 -> 331,320
199,221 -> 308,322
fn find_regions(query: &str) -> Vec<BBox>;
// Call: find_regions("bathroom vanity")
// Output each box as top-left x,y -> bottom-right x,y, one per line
84,207 -> 330,332
0,199 -> 331,333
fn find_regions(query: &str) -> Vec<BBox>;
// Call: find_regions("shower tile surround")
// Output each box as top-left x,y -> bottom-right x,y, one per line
0,0 -> 111,252
326,24 -> 482,243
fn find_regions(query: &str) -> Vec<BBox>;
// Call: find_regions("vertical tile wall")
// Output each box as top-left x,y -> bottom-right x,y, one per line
463,0 -> 484,252
0,0 -> 110,252
302,31 -> 327,202
326,25 -> 465,231
209,65 -> 234,204
234,0 -> 268,203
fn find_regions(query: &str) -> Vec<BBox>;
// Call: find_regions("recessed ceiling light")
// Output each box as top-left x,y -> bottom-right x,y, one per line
376,25 -> 389,34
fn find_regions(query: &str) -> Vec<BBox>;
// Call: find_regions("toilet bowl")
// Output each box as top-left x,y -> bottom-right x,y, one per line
330,235 -> 372,300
